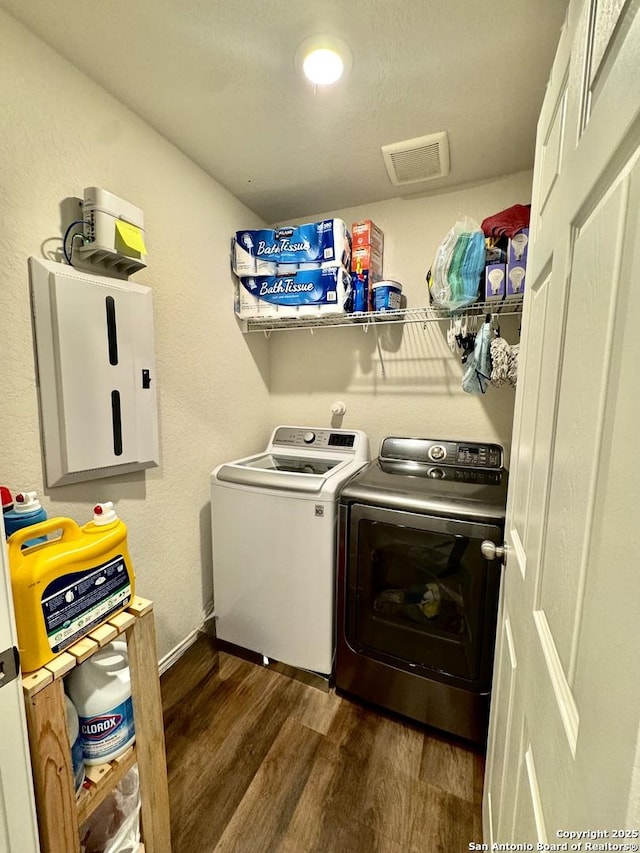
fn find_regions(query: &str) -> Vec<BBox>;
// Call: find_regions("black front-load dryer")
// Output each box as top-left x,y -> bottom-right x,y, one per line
335,436 -> 508,745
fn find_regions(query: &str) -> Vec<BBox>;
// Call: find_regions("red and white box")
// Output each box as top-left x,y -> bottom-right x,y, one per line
351,220 -> 384,254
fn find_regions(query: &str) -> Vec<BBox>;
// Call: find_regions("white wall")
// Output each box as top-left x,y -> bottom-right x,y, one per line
268,172 -> 533,459
0,10 -> 272,659
0,8 -> 533,662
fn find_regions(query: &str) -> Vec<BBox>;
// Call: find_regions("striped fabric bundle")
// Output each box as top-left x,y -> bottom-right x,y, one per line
428,216 -> 485,311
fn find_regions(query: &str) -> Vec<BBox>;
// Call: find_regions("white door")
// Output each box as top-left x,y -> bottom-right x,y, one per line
484,0 -> 640,842
0,516 -> 39,852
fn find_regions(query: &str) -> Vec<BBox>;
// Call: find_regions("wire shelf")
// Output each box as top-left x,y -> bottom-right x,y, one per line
238,301 -> 523,334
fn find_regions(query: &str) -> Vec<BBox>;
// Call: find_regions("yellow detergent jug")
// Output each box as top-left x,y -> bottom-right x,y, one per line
8,502 -> 135,672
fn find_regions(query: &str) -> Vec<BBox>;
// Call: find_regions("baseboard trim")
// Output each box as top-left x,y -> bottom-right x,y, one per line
159,628 -> 201,676
216,638 -> 330,692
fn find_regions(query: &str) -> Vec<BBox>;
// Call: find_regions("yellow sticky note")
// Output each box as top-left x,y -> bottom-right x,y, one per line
115,219 -> 147,255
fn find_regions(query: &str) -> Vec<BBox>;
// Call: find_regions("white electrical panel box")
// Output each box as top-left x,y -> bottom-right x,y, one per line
29,258 -> 160,487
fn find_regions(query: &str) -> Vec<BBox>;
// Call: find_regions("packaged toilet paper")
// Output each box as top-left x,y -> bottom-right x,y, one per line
236,265 -> 351,319
232,232 -> 278,276
234,277 -> 278,319
232,219 -> 350,274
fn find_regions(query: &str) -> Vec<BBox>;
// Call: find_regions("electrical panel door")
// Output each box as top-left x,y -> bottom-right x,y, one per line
29,258 -> 159,486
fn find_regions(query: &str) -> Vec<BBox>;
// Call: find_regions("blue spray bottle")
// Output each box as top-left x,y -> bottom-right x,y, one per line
4,491 -> 48,547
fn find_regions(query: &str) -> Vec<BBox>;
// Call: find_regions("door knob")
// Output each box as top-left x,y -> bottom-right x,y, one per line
481,540 -> 507,563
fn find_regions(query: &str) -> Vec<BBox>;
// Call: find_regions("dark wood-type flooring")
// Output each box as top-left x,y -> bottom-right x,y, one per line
160,634 -> 484,853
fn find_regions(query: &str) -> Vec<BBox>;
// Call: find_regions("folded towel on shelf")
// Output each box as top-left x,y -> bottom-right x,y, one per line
481,204 -> 531,239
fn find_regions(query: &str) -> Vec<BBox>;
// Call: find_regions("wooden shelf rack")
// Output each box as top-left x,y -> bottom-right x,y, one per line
22,596 -> 171,853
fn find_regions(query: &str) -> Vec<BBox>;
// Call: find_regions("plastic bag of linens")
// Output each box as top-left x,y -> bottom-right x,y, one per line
80,765 -> 140,853
427,216 -> 486,311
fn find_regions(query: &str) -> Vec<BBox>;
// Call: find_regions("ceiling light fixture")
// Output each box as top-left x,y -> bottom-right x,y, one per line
295,36 -> 352,87
304,48 -> 343,85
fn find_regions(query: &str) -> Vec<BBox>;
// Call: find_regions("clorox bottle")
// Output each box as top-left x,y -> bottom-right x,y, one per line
8,502 -> 135,672
65,639 -> 136,765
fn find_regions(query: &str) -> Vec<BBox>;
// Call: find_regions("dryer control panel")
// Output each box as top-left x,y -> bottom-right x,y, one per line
380,437 -> 503,470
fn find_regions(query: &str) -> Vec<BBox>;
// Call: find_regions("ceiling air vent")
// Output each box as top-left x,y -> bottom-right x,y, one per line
381,131 -> 450,186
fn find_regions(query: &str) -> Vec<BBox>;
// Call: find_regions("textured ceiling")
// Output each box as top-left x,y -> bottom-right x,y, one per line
1,0 -> 569,223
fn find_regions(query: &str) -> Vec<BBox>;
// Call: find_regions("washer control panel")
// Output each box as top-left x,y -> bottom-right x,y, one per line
271,426 -> 359,452
380,437 -> 503,470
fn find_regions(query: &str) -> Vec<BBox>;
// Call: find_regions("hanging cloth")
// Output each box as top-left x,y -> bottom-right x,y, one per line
490,337 -> 520,387
462,321 -> 492,394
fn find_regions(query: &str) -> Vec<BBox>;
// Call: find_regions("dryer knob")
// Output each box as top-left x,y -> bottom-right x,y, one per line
303,431 -> 316,444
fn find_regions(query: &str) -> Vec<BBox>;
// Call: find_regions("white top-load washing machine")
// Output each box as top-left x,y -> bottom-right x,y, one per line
211,425 -> 369,676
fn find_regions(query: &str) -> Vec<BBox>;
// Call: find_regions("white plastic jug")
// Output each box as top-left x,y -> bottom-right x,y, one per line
65,639 -> 136,765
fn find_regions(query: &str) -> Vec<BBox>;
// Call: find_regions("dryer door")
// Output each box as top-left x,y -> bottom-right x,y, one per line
346,504 -> 502,689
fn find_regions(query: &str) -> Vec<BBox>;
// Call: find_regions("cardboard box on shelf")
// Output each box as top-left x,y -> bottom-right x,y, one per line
506,228 -> 529,301
485,264 -> 506,302
506,265 -> 526,300
351,220 -> 384,253
508,228 -> 529,268
351,244 -> 383,274
351,243 -> 383,312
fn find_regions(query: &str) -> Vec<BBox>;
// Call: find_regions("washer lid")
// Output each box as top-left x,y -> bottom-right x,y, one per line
213,426 -> 370,495
215,452 -> 350,493
242,452 -> 343,475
